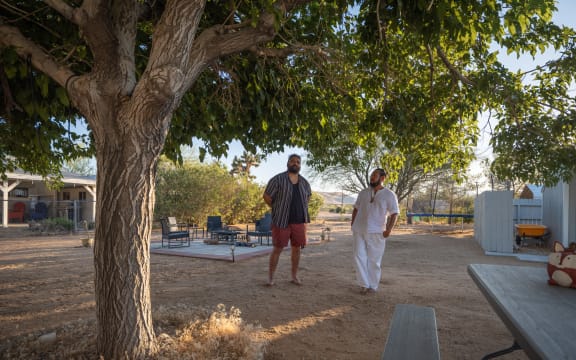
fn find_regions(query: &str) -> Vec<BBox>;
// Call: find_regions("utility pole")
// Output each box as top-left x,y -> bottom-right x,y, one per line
340,189 -> 344,221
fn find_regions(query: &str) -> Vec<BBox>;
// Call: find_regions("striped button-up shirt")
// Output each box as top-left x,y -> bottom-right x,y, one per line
265,171 -> 311,228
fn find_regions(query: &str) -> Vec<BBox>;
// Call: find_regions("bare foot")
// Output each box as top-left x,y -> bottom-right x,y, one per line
265,281 -> 275,287
290,279 -> 302,286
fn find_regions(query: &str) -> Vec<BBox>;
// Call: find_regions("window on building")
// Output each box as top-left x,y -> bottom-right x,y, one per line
79,191 -> 87,201
9,187 -> 28,197
62,192 -> 71,200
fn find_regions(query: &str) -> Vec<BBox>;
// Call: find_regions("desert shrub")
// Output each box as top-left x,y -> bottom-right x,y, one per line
33,217 -> 74,233
328,205 -> 351,214
155,303 -> 266,360
308,192 -> 324,220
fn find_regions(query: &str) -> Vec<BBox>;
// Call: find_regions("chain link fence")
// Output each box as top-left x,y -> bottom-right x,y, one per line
2,199 -> 96,232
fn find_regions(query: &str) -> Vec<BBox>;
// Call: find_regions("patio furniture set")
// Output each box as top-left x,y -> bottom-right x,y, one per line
160,214 -> 272,249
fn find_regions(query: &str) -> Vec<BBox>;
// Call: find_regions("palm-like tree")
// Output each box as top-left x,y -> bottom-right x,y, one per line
229,151 -> 261,179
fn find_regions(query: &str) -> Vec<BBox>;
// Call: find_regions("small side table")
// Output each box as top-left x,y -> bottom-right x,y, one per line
188,225 -> 205,239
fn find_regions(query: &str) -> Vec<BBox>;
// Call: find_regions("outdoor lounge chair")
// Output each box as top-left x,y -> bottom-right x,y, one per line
206,216 -> 224,236
29,202 -> 48,221
167,216 -> 189,232
246,213 -> 272,245
8,202 -> 25,223
160,218 -> 190,248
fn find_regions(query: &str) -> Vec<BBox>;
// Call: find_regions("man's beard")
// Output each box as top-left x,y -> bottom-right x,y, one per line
369,181 -> 380,188
288,165 -> 300,174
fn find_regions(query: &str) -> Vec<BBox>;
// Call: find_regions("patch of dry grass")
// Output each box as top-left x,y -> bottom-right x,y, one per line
155,303 -> 266,360
0,304 -> 265,360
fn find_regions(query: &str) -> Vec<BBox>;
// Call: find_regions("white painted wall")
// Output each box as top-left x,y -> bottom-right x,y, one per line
474,191 -> 514,253
543,179 -> 576,247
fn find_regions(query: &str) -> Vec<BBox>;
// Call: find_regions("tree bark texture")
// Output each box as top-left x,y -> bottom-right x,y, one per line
92,107 -> 165,359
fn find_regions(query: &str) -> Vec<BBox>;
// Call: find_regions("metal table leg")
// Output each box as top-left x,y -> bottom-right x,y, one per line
481,341 -> 522,360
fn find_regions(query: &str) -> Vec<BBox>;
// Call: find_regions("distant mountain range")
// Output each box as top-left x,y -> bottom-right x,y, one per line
316,191 -> 356,205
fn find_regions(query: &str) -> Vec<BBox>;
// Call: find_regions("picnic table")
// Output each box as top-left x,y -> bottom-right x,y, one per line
468,263 -> 576,359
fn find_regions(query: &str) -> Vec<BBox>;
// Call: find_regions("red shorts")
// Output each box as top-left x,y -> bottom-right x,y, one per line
272,223 -> 307,248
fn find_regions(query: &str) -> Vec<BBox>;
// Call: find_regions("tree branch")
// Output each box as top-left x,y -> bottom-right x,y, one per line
248,43 -> 330,59
195,0 -> 313,67
0,62 -> 22,115
49,0 -> 141,98
435,45 -> 475,86
196,18 -> 277,63
0,1 -> 61,38
376,0 -> 383,42
0,25 -> 75,89
282,0 -> 311,12
426,44 -> 434,97
43,0 -> 87,26
140,0 -> 313,97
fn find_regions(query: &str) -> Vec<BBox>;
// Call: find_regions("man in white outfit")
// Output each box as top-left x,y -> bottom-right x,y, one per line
351,168 -> 399,294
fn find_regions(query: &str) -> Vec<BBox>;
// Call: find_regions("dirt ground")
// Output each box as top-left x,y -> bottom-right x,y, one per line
0,219 -> 542,359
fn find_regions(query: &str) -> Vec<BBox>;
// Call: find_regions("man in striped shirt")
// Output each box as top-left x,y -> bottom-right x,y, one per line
263,154 -> 312,286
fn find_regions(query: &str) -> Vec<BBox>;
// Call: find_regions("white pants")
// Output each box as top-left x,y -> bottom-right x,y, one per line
353,232 -> 387,290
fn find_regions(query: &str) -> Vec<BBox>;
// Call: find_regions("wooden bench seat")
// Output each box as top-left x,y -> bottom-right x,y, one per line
382,304 -> 440,360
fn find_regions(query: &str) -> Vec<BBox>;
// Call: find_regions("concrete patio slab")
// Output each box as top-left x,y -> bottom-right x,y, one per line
150,237 -> 273,262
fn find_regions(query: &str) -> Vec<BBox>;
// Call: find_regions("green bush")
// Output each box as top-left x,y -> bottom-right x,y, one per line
40,217 -> 74,232
308,192 -> 324,220
155,159 -> 268,226
327,204 -> 352,214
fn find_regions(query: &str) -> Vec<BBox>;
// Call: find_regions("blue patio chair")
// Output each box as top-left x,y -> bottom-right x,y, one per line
30,202 -> 48,220
246,213 -> 272,245
206,216 -> 224,235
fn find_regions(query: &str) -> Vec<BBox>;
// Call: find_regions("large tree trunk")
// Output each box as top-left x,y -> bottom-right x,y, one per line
57,2 -> 280,357
92,111 -> 165,359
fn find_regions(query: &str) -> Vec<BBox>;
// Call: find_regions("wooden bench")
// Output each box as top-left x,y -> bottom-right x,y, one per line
382,304 -> 440,360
